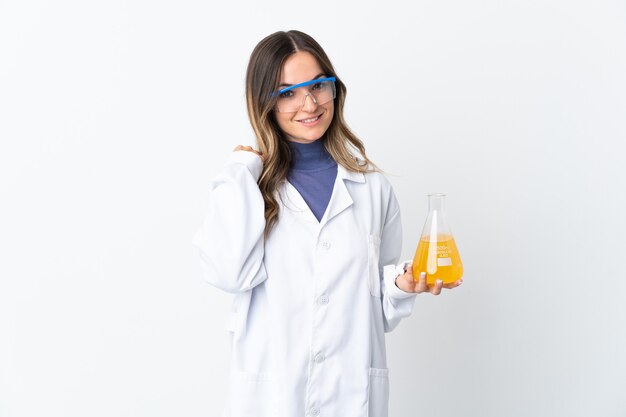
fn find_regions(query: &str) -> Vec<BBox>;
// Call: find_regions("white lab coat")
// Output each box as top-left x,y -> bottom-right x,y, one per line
193,151 -> 417,417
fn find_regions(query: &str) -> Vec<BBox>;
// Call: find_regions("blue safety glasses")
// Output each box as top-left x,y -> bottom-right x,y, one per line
272,77 -> 336,113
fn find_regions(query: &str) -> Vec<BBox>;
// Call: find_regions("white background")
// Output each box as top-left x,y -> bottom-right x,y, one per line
1,0 -> 625,416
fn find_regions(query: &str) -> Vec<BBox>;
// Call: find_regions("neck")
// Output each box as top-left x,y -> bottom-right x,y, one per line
288,140 -> 336,171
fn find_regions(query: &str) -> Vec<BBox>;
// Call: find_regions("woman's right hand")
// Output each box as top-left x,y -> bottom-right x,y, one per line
233,145 -> 265,163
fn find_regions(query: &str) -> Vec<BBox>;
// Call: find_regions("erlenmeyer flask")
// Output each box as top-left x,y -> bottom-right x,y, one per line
412,193 -> 463,285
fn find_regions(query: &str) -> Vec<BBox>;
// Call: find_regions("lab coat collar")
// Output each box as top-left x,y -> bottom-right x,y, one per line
319,164 -> 365,226
281,163 -> 366,227
337,163 -> 365,183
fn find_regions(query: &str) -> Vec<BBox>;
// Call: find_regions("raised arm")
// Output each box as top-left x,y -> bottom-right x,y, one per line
192,150 -> 267,294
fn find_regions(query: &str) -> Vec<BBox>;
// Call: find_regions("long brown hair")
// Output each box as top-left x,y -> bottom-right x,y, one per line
245,30 -> 377,237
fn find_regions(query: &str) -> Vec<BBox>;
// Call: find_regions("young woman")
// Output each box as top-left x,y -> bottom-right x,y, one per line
193,30 -> 462,417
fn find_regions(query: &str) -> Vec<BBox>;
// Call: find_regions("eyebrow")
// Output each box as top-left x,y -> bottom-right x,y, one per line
279,73 -> 326,88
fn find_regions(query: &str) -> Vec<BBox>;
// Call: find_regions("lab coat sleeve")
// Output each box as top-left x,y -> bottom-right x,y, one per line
192,151 -> 268,294
379,190 -> 418,333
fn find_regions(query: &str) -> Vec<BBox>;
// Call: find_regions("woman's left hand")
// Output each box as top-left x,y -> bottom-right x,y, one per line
394,263 -> 462,295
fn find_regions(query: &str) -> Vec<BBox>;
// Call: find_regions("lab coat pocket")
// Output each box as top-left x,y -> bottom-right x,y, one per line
226,370 -> 274,416
368,367 -> 390,417
367,234 -> 382,298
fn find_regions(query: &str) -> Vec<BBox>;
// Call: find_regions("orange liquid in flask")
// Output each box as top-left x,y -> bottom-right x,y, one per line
412,234 -> 463,285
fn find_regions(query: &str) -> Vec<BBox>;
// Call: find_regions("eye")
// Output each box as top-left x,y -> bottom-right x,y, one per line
311,82 -> 323,91
279,90 -> 294,99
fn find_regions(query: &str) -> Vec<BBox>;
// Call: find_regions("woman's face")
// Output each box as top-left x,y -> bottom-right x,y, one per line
274,51 -> 334,144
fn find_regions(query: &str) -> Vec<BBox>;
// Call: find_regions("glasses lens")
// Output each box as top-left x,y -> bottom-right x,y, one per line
275,79 -> 336,113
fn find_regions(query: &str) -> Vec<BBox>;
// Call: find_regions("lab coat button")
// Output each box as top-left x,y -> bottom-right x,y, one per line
314,353 -> 325,363
309,407 -> 320,416
319,295 -> 329,305
320,241 -> 331,250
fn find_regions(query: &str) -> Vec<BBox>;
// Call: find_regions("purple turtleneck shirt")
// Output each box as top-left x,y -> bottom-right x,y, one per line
287,140 -> 338,222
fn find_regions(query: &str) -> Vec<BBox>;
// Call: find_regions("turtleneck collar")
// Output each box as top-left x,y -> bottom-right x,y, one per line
288,139 -> 337,172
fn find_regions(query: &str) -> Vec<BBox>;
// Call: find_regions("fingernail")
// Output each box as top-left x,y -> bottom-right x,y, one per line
420,272 -> 426,278
436,279 -> 443,285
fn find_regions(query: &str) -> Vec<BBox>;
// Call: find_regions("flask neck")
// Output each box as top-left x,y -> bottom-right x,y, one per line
428,194 -> 446,213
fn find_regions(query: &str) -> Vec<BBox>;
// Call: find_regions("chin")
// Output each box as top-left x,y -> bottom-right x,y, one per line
301,132 -> 326,143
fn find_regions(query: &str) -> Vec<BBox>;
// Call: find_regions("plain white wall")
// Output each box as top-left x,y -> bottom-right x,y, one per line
1,0 -> 625,416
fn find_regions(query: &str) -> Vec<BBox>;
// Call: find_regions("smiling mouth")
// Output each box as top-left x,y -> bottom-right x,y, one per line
297,114 -> 322,123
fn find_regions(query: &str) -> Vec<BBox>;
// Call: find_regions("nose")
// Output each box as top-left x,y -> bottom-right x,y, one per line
301,93 -> 318,112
